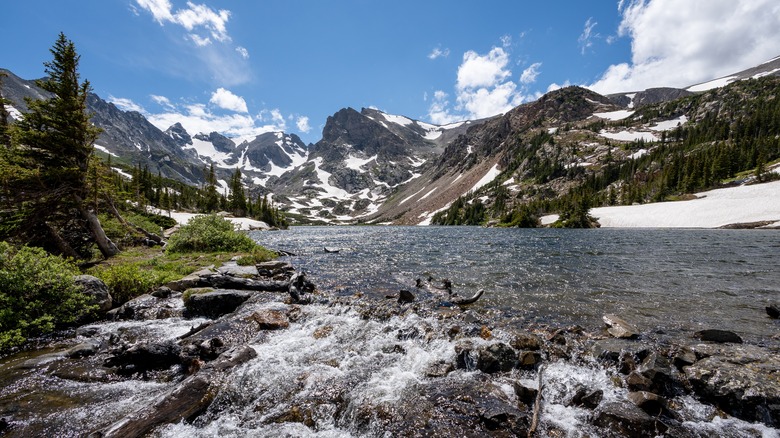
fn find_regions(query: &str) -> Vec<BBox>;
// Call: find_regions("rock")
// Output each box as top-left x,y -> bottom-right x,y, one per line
627,391 -> 667,416
566,387 -> 603,410
683,343 -> 780,426
65,342 -> 99,358
288,271 -> 316,303
594,402 -> 667,437
603,314 -> 639,339
767,304 -> 780,319
165,267 -> 214,292
113,294 -> 160,320
477,343 -> 518,373
693,329 -> 743,344
248,309 -> 290,330
204,274 -> 289,292
672,346 -> 697,370
74,275 -> 113,313
636,351 -> 674,393
151,286 -> 172,298
184,290 -> 252,319
256,261 -> 294,278
510,331 -> 542,351
398,289 -> 415,303
590,338 -> 650,363
425,360 -> 454,377
313,326 -> 333,339
626,370 -> 653,391
104,340 -> 181,373
513,382 -> 538,407
217,262 -> 259,278
516,350 -> 542,368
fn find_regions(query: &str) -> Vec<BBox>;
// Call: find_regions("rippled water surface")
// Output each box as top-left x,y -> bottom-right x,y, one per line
252,226 -> 780,343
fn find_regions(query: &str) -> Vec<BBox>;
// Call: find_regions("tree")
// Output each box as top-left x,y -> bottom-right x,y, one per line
1,33 -> 119,258
0,72 -> 10,147
228,168 -> 247,216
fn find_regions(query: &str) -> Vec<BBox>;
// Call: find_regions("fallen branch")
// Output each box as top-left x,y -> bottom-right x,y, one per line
528,364 -> 545,437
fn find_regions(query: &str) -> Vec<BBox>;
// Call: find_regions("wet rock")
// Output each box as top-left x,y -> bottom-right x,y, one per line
95,346 -> 258,438
256,261 -> 294,279
217,262 -> 258,278
165,267 -> 213,292
566,386 -> 603,409
74,275 -> 113,313
248,309 -> 290,330
627,391 -> 667,416
204,274 -> 289,292
184,290 -> 252,319
477,342 -> 518,373
425,360 -> 454,377
104,340 -> 181,373
590,338 -> 650,363
65,342 -> 99,358
594,401 -> 667,437
672,346 -> 697,370
626,370 -> 653,391
516,350 -> 542,369
288,271 -> 316,303
151,286 -> 172,298
513,382 -> 538,407
603,314 -> 639,339
398,289 -> 415,303
693,329 -> 743,344
510,331 -> 542,351
113,294 -> 159,320
767,304 -> 780,319
636,351 -> 675,393
683,343 -> 780,426
313,326 -> 333,339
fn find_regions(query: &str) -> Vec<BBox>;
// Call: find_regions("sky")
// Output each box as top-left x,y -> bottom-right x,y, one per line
2,0 -> 779,144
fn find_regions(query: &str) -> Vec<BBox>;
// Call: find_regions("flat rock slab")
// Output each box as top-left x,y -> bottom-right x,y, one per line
217,262 -> 259,278
185,290 -> 252,319
603,314 -> 639,339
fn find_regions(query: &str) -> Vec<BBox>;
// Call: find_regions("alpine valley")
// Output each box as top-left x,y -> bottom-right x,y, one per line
2,54 -> 780,226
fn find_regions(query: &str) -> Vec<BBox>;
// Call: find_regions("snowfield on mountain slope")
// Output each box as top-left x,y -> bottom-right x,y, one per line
543,179 -> 780,228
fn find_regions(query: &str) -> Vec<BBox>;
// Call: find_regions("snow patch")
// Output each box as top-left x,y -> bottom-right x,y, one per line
649,116 -> 687,131
4,105 -> 22,120
469,164 -> 501,193
94,144 -> 118,157
111,167 -> 132,179
344,154 -> 378,172
417,203 -> 452,226
629,149 -> 648,160
599,130 -> 659,142
687,76 -> 738,92
594,110 -> 634,121
382,113 -> 414,127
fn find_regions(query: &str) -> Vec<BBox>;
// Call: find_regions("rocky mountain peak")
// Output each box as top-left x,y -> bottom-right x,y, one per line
165,122 -> 192,147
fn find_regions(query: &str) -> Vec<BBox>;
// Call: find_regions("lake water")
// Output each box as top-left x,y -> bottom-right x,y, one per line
251,226 -> 780,344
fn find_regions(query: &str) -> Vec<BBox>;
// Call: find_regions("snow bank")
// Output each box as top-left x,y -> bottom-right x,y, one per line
166,212 -> 271,231
593,110 -> 634,121
470,163 -> 501,193
592,180 -> 780,228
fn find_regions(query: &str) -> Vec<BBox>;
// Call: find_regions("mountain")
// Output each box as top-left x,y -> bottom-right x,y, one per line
3,54 -> 779,225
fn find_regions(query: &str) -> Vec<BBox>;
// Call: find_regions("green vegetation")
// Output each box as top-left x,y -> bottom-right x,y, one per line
0,242 -> 94,350
182,287 -> 214,304
236,245 -> 278,266
166,214 -> 258,253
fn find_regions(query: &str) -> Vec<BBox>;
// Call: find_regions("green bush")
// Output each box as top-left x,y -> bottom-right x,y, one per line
91,263 -> 157,304
236,246 -> 278,265
166,214 -> 258,253
0,242 -> 95,350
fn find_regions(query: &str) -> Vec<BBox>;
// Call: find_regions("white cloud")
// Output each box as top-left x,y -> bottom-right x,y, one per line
456,48 -> 511,90
136,0 -> 174,23
428,46 -> 450,60
236,46 -> 249,59
579,17 -> 599,55
520,62 -> 542,85
150,94 -> 175,110
547,81 -> 572,92
108,96 -> 145,113
500,35 -> 512,48
590,0 -> 780,94
136,0 -> 231,44
190,34 -> 211,47
428,46 -> 539,124
209,87 -> 248,113
296,116 -> 311,133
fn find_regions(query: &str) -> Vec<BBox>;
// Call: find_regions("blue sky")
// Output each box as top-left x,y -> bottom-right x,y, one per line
3,1 -> 779,144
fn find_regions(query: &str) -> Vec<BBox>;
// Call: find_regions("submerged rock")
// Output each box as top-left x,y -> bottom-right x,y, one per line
594,401 -> 668,437
693,329 -> 743,344
603,314 -> 639,339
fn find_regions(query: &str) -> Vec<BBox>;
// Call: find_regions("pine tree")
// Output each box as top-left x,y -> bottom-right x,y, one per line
228,168 -> 247,216
2,33 -> 119,257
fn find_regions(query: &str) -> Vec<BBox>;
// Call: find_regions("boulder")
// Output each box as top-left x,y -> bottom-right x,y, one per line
74,275 -> 113,313
476,343 -> 518,373
65,342 -> 99,359
104,340 -> 182,373
248,309 -> 290,330
767,304 -> 780,319
603,314 -> 639,339
184,290 -> 252,319
594,402 -> 667,437
683,343 -> 780,426
627,391 -> 667,416
513,382 -> 538,407
510,331 -> 542,351
256,261 -> 294,278
151,286 -> 173,299
566,386 -> 603,410
693,329 -> 743,344
516,350 -> 542,368
113,294 -> 162,321
398,289 -> 415,303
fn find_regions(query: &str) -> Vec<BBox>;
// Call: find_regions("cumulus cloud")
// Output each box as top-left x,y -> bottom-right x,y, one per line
428,46 -> 540,124
150,94 -> 175,110
296,116 -> 311,133
209,87 -> 248,113
428,46 -> 450,60
136,0 -> 230,44
590,0 -> 780,94
108,96 -> 145,113
236,46 -> 249,59
520,62 -> 542,85
578,17 -> 599,54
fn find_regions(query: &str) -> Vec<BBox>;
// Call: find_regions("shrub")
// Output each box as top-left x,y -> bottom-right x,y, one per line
236,246 -> 278,265
0,242 -> 95,350
166,214 -> 258,253
91,263 -> 158,304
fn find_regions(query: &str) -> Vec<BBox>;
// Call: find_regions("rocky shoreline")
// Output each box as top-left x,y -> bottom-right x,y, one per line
0,258 -> 778,437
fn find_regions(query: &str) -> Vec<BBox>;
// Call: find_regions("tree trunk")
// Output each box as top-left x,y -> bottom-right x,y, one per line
106,197 -> 163,243
45,222 -> 80,259
74,194 -> 120,258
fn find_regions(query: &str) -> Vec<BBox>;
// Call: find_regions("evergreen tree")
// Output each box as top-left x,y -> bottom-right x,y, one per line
1,33 -> 119,257
228,168 -> 247,216
203,164 -> 220,212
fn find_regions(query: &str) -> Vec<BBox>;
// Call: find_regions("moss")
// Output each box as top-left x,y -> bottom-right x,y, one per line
182,287 -> 215,303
